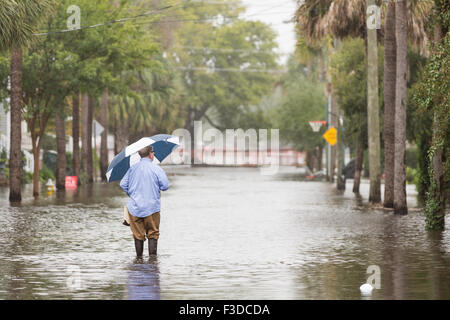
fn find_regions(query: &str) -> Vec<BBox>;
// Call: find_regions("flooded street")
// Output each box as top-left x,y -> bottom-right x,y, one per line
0,166 -> 449,299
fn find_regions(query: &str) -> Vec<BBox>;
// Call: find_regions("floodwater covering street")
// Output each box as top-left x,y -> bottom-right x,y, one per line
0,166 -> 449,299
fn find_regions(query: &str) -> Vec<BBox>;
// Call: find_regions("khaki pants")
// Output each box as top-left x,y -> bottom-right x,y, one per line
127,209 -> 160,241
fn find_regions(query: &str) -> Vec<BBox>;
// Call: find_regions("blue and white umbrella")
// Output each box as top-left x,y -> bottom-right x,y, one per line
106,134 -> 180,182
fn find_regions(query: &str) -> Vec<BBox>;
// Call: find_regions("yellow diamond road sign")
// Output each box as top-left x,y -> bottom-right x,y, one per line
323,127 -> 337,146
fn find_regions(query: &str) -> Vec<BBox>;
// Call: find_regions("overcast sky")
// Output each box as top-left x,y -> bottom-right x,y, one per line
240,0 -> 297,64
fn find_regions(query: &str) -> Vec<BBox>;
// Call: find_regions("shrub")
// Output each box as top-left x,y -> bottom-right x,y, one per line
406,166 -> 419,186
39,164 -> 55,183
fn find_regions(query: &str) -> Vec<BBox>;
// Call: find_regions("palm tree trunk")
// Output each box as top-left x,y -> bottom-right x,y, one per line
32,142 -> 40,197
317,146 -> 323,171
100,89 -> 109,181
383,1 -> 396,208
81,93 -> 89,183
87,96 -> 94,183
353,135 -> 364,193
113,117 -> 118,154
336,109 -> 345,190
305,150 -> 313,172
115,119 -> 129,153
55,112 -> 66,190
393,0 -> 408,214
72,92 -> 80,185
366,0 -> 381,204
9,47 -> 23,202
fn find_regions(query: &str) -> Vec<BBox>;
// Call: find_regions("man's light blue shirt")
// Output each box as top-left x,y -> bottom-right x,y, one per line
120,158 -> 170,218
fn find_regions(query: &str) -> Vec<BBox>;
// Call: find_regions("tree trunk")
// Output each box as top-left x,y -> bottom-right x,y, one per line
312,148 -> 318,172
305,150 -> 313,173
87,96 -> 94,183
113,118 -> 118,155
9,47 -> 23,202
428,130 -> 445,229
383,2 -> 396,208
353,135 -> 363,193
336,109 -> 345,190
393,0 -> 408,214
100,89 -> 109,181
425,24 -> 445,229
185,106 -> 195,164
72,92 -> 80,185
55,112 -> 66,190
81,93 -> 89,183
366,0 -> 381,204
32,144 -> 40,197
114,119 -> 129,154
318,146 -> 323,171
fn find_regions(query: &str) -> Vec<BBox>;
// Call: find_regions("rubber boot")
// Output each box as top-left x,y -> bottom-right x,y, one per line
148,239 -> 158,255
134,238 -> 144,258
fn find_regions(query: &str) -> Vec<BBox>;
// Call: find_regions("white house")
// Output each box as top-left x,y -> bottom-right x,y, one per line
0,99 -> 34,173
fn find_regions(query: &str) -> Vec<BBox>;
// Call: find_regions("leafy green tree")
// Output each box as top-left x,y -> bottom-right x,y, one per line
20,40 -> 79,196
275,58 -> 326,172
296,0 -> 433,203
413,0 -> 449,230
42,0 -> 159,183
110,56 -> 184,149
331,37 -> 383,192
166,1 -> 279,141
404,48 -> 429,202
332,38 -> 368,193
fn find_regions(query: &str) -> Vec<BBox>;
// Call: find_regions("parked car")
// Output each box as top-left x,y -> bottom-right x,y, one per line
342,159 -> 355,179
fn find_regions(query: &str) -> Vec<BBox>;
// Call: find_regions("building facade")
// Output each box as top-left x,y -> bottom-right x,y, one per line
0,99 -> 34,173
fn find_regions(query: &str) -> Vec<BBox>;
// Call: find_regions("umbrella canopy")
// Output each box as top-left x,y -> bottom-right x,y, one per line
106,134 -> 179,182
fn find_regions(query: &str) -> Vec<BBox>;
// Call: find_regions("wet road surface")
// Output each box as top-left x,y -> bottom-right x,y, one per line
0,166 -> 449,299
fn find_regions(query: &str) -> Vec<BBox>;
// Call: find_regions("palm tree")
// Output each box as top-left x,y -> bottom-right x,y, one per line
72,92 -> 81,185
385,0 -> 433,210
296,0 -> 381,202
100,89 -> 109,181
55,111 -> 66,190
0,0 -> 55,201
393,0 -> 408,214
295,0 -> 433,205
383,1 -> 396,208
8,47 -> 23,201
81,93 -> 94,183
366,0 -> 381,204
81,93 -> 89,183
87,96 -> 94,183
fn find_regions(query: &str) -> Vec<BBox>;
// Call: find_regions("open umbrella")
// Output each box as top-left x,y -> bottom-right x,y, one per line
106,134 -> 179,182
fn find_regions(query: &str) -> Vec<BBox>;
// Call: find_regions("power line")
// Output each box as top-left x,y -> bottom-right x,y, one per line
171,46 -> 290,55
35,0 -> 296,36
34,0 -> 190,36
133,10 -> 296,27
189,0 -> 283,6
241,0 -> 294,19
176,66 -> 287,74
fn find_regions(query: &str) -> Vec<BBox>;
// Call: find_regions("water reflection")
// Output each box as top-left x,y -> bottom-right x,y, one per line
126,257 -> 160,300
0,166 -> 448,299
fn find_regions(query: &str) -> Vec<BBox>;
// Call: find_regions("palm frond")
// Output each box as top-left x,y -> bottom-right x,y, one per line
295,0 -> 434,56
0,0 -> 56,51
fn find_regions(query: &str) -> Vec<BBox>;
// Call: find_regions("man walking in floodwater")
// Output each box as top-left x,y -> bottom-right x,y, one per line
120,145 -> 170,259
